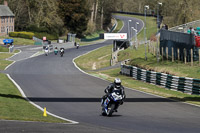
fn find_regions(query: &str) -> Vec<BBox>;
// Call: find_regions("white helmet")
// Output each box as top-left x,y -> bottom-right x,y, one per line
114,78 -> 121,88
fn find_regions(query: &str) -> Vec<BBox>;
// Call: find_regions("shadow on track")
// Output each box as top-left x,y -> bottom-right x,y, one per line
0,93 -> 26,100
27,97 -> 176,103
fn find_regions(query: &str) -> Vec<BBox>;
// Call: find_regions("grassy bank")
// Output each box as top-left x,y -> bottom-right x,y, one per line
75,45 -> 112,71
0,50 -> 69,123
74,44 -> 200,106
0,37 -> 34,45
0,46 -> 9,52
113,19 -> 124,33
0,53 -> 13,70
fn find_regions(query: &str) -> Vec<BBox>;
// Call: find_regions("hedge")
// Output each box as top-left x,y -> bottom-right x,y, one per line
9,32 -> 34,39
9,32 -> 58,40
34,32 -> 59,40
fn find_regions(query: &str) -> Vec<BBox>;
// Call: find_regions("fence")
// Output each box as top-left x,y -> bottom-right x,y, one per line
169,20 -> 200,33
121,65 -> 200,95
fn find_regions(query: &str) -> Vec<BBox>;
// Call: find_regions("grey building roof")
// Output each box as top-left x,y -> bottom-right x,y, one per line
0,5 -> 14,17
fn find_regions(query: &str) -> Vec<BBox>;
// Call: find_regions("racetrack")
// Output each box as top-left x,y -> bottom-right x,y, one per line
4,15 -> 200,133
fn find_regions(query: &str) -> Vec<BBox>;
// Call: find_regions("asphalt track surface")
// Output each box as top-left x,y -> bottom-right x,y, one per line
2,15 -> 200,133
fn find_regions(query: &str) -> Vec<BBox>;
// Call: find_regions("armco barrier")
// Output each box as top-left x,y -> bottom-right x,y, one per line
121,65 -> 200,95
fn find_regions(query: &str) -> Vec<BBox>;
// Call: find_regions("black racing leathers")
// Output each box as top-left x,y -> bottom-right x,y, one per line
102,83 -> 126,105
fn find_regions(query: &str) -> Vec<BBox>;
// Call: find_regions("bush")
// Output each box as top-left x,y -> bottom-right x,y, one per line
34,32 -> 58,40
26,24 -> 49,33
9,32 -> 34,39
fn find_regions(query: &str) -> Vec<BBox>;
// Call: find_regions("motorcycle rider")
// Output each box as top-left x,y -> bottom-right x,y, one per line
60,47 -> 64,56
44,46 -> 49,56
101,78 -> 126,111
54,47 -> 58,55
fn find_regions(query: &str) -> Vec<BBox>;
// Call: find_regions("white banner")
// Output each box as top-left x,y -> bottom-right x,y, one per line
104,33 -> 127,40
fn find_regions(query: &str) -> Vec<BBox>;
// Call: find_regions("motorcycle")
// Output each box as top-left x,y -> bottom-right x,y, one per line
44,49 -> 49,56
60,48 -> 64,57
60,51 -> 64,57
101,89 -> 125,116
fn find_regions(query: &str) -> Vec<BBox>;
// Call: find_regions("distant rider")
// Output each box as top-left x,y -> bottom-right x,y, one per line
76,43 -> 79,49
101,78 -> 126,109
44,46 -> 49,56
54,47 -> 58,55
60,47 -> 64,57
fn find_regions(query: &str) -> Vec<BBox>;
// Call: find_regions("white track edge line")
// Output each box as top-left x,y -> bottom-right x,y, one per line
6,75 -> 79,124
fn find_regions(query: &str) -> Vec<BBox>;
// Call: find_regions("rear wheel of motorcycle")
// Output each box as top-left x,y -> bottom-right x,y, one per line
107,104 -> 115,116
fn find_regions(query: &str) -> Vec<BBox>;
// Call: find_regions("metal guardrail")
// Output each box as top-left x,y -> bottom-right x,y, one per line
169,20 -> 200,33
121,65 -> 200,95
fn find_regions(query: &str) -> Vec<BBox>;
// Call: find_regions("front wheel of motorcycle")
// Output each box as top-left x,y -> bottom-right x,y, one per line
101,109 -> 107,116
107,104 -> 115,116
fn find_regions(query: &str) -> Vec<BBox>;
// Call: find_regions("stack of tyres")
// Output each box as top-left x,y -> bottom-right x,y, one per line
178,77 -> 185,92
193,79 -> 200,94
146,71 -> 151,83
137,68 -> 141,80
156,73 -> 162,85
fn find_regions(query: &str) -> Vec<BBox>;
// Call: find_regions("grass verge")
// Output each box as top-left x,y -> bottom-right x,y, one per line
0,37 -> 34,45
75,45 -> 112,71
113,19 -> 123,33
74,45 -> 200,106
90,68 -> 200,106
0,51 -> 69,123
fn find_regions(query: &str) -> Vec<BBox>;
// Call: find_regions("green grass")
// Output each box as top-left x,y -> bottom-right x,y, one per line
90,68 -> 200,106
118,42 -> 200,79
75,45 -> 112,70
0,74 -> 68,123
74,44 -> 200,106
0,46 -> 9,52
84,30 -> 104,40
0,37 -> 34,45
113,19 -> 123,33
0,53 -> 13,70
0,52 -> 69,123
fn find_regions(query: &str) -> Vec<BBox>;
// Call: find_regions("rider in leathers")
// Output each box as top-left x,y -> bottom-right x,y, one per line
101,78 -> 126,110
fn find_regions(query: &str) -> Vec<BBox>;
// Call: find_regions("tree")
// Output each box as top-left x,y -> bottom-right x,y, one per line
58,0 -> 90,37
5,0 -> 64,35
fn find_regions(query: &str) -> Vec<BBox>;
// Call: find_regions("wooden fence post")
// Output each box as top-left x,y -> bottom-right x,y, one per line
166,47 -> 168,60
162,47 -> 164,61
172,47 -> 174,62
184,48 -> 187,64
178,48 -> 180,61
191,48 -> 193,66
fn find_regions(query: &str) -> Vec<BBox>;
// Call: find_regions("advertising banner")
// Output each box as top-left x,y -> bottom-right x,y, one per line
104,33 -> 127,40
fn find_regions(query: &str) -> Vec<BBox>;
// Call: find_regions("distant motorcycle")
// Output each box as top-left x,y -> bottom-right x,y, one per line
60,48 -> 64,57
44,48 -> 49,56
101,89 -> 125,116
76,43 -> 79,49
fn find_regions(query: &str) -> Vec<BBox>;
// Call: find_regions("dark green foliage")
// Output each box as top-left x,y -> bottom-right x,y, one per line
58,0 -> 90,37
34,32 -> 59,40
26,25 -> 49,33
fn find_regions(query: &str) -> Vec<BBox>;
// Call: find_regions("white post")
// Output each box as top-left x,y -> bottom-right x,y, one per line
144,5 -> 149,60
